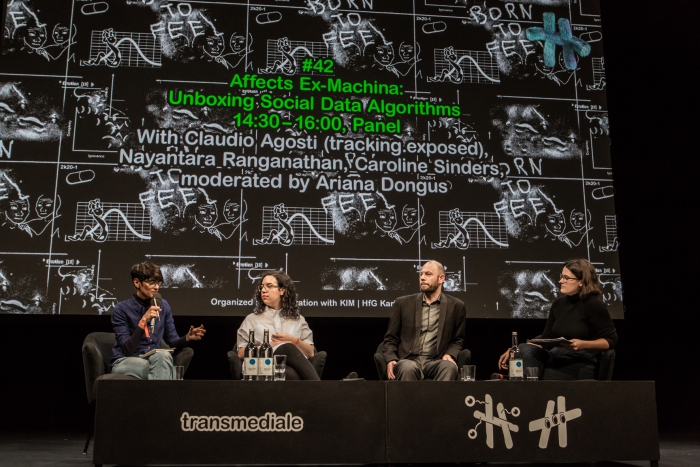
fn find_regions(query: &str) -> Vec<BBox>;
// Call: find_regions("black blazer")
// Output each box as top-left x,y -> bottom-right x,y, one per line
382,292 -> 466,363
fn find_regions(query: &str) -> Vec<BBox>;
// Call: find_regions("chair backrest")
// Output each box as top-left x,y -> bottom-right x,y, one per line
597,349 -> 616,380
374,343 -> 388,380
82,332 -> 116,404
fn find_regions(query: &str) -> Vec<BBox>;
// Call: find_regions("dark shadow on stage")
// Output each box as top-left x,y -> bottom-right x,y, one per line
1,429 -> 698,467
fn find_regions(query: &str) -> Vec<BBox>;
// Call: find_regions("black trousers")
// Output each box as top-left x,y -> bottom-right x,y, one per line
519,343 -> 598,380
274,343 -> 320,381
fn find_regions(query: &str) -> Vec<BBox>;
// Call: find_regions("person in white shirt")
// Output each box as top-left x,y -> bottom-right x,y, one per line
236,271 -> 320,380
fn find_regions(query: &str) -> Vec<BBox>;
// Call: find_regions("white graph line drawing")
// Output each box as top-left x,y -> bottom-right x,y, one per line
600,215 -> 618,252
67,199 -> 151,242
258,38 -> 319,75
432,209 -> 508,249
466,394 -> 520,449
255,204 -> 334,246
81,29 -> 162,68
528,396 -> 582,449
587,57 -> 605,90
429,47 -> 500,84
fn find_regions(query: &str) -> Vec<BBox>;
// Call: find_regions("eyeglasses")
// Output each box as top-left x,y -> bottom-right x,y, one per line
258,283 -> 280,291
142,279 -> 162,286
559,274 -> 578,282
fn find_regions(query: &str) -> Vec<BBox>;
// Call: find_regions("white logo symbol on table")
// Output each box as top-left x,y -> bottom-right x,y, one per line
528,396 -> 582,448
465,394 -> 520,449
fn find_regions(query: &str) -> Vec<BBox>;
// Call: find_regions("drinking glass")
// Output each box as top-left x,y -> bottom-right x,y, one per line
460,365 -> 476,381
173,365 -> 185,380
274,355 -> 287,381
525,367 -> 539,381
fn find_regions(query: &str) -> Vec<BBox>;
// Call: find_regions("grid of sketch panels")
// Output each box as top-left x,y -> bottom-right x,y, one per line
87,30 -> 162,67
73,202 -> 151,241
433,49 -> 500,84
260,206 -> 334,245
436,211 -> 508,248
264,39 -> 332,75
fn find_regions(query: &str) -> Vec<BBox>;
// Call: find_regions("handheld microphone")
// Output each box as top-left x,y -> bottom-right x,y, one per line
491,373 -> 506,380
151,293 -> 162,335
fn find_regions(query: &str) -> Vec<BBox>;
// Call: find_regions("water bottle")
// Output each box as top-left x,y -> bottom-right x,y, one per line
508,331 -> 524,381
259,329 -> 274,381
243,329 -> 258,381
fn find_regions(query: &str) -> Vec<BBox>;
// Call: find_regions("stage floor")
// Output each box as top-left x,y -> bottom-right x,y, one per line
0,429 -> 697,467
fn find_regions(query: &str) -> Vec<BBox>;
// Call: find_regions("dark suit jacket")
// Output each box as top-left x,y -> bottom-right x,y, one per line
382,292 -> 466,363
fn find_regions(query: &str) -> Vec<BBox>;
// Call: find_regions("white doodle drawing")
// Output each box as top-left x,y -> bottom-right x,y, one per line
74,86 -> 131,148
42,23 -> 76,61
599,215 -> 618,252
500,269 -> 559,319
255,203 -> 334,246
587,57 -> 605,90
443,270 -> 462,292
429,47 -> 500,84
392,41 -> 422,77
393,205 -> 425,244
216,32 -> 253,70
493,104 -> 580,160
67,199 -> 151,242
81,29 -> 161,68
528,396 -> 582,448
533,50 -> 581,87
58,265 -> 116,315
432,209 -> 508,249
259,38 -> 315,75
10,195 -> 61,237
560,209 -> 592,247
192,189 -> 248,241
0,83 -> 63,142
322,266 -> 388,291
466,394 -> 520,449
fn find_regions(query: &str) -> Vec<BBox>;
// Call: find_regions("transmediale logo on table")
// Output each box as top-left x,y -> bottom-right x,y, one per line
180,412 -> 304,432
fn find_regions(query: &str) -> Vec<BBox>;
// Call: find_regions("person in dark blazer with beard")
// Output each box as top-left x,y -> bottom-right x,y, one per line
382,261 -> 467,380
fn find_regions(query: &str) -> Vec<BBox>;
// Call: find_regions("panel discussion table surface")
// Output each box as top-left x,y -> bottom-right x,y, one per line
94,380 -> 659,466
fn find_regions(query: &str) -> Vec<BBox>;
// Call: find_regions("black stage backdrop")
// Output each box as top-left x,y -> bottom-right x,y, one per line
1,0 -> 699,433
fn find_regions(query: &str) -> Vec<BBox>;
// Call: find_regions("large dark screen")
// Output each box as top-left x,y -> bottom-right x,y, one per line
0,0 -> 621,317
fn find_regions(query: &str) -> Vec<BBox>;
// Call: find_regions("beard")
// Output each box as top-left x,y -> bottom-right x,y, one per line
420,282 -> 439,294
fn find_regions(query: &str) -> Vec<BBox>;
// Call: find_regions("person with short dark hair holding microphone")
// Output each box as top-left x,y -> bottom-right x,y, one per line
110,261 -> 205,380
497,258 -> 618,380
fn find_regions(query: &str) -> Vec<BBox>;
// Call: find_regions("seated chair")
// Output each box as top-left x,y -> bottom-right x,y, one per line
81,332 -> 193,454
374,343 -> 472,380
597,348 -> 616,381
226,349 -> 327,380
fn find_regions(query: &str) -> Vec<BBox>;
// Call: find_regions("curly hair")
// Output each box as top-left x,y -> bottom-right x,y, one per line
564,258 -> 602,300
252,270 -> 300,320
